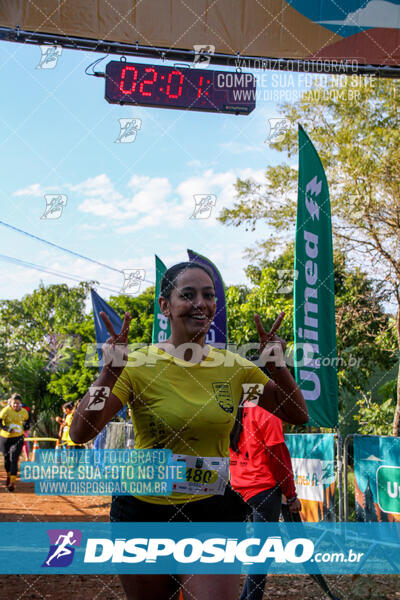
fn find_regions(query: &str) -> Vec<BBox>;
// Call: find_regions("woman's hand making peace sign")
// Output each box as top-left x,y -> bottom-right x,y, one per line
254,311 -> 309,425
254,311 -> 287,370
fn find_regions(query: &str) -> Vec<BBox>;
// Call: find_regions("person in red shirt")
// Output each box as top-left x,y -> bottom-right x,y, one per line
230,399 -> 301,600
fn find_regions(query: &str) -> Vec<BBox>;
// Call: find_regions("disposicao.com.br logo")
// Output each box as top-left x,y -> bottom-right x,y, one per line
83,536 -> 314,564
4,522 -> 396,574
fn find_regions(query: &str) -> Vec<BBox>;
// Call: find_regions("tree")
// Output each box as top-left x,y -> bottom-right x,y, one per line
226,245 -> 395,433
108,286 -> 155,343
0,281 -> 156,435
219,76 -> 400,433
0,281 -> 93,372
0,282 -> 94,434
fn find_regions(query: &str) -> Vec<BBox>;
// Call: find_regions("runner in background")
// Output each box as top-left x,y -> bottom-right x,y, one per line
230,401 -> 301,600
56,402 -> 85,449
0,393 -> 30,491
55,402 -> 71,447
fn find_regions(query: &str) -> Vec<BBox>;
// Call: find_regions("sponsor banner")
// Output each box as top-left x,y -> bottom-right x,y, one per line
187,249 -> 227,348
0,523 -> 400,574
152,255 -> 171,344
354,435 -> 400,522
293,125 -> 338,428
285,434 -> 335,522
2,1 -> 400,66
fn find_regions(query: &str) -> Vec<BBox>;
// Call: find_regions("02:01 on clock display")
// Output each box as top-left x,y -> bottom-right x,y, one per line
105,60 -> 256,115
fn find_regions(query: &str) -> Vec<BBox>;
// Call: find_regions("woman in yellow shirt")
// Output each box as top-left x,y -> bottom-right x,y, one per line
0,393 -> 30,491
56,402 -> 84,449
70,262 -> 308,600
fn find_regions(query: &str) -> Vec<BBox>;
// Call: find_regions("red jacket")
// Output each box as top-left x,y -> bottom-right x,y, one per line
229,403 -> 296,502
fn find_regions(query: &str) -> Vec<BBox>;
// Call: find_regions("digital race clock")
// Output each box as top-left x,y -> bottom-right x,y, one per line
105,60 -> 256,115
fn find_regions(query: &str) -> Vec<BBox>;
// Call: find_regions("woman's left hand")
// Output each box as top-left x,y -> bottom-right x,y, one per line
254,312 -> 287,369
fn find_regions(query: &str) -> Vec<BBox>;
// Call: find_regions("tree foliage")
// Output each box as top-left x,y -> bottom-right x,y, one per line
0,282 -> 155,436
227,246 -> 396,433
219,76 -> 400,433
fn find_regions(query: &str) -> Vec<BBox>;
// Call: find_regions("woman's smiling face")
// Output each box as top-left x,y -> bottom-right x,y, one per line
161,267 -> 216,343
10,398 -> 21,411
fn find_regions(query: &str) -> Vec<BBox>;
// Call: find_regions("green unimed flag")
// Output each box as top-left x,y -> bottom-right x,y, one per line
293,125 -> 338,428
151,255 -> 171,344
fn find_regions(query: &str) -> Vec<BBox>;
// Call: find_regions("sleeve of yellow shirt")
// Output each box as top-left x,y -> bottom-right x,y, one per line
112,365 -> 136,407
243,364 -> 270,386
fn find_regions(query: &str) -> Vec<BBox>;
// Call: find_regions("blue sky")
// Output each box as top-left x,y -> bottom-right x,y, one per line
0,41 -> 308,302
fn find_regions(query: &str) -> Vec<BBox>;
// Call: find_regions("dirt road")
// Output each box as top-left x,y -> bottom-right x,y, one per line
0,474 -> 398,599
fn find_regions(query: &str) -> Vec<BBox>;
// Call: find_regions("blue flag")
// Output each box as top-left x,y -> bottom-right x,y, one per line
91,288 -> 123,367
90,288 -> 126,431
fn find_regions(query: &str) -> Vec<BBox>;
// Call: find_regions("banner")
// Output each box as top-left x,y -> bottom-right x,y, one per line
151,255 -> 171,344
90,288 -> 126,427
284,434 -> 336,522
293,125 -> 338,428
187,249 -> 227,348
354,435 -> 400,523
91,288 -> 123,368
1,1 -> 400,66
2,522 -> 400,574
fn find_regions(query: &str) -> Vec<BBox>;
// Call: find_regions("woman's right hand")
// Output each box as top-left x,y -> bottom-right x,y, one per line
100,311 -> 131,374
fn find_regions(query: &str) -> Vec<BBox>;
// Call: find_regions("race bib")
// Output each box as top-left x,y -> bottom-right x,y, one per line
171,454 -> 229,495
10,424 -> 22,434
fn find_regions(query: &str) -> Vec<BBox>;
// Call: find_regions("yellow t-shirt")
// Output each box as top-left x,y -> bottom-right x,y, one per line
62,412 -> 80,446
0,406 -> 29,438
112,345 -> 269,504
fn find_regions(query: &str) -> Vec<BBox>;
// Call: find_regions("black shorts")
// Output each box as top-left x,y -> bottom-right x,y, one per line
110,485 -> 249,523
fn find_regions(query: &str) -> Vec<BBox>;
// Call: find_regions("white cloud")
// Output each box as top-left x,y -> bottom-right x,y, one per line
319,0 -> 400,28
73,174 -> 126,219
13,183 -> 47,197
124,175 -> 172,214
71,168 -> 265,233
176,167 -> 265,221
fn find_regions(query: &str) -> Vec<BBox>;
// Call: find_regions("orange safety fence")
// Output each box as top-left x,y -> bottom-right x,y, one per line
25,437 -> 59,461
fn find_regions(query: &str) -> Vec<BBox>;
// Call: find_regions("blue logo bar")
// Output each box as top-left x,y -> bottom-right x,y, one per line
1,523 -> 400,574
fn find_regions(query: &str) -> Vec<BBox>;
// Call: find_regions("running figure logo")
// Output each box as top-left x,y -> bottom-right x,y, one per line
36,46 -> 62,70
42,529 -> 82,567
241,383 -> 264,406
115,118 -> 142,143
41,194 -> 67,220
265,118 -> 289,143
190,194 -> 216,219
121,269 -> 146,294
87,386 -> 110,411
193,45 -> 215,67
